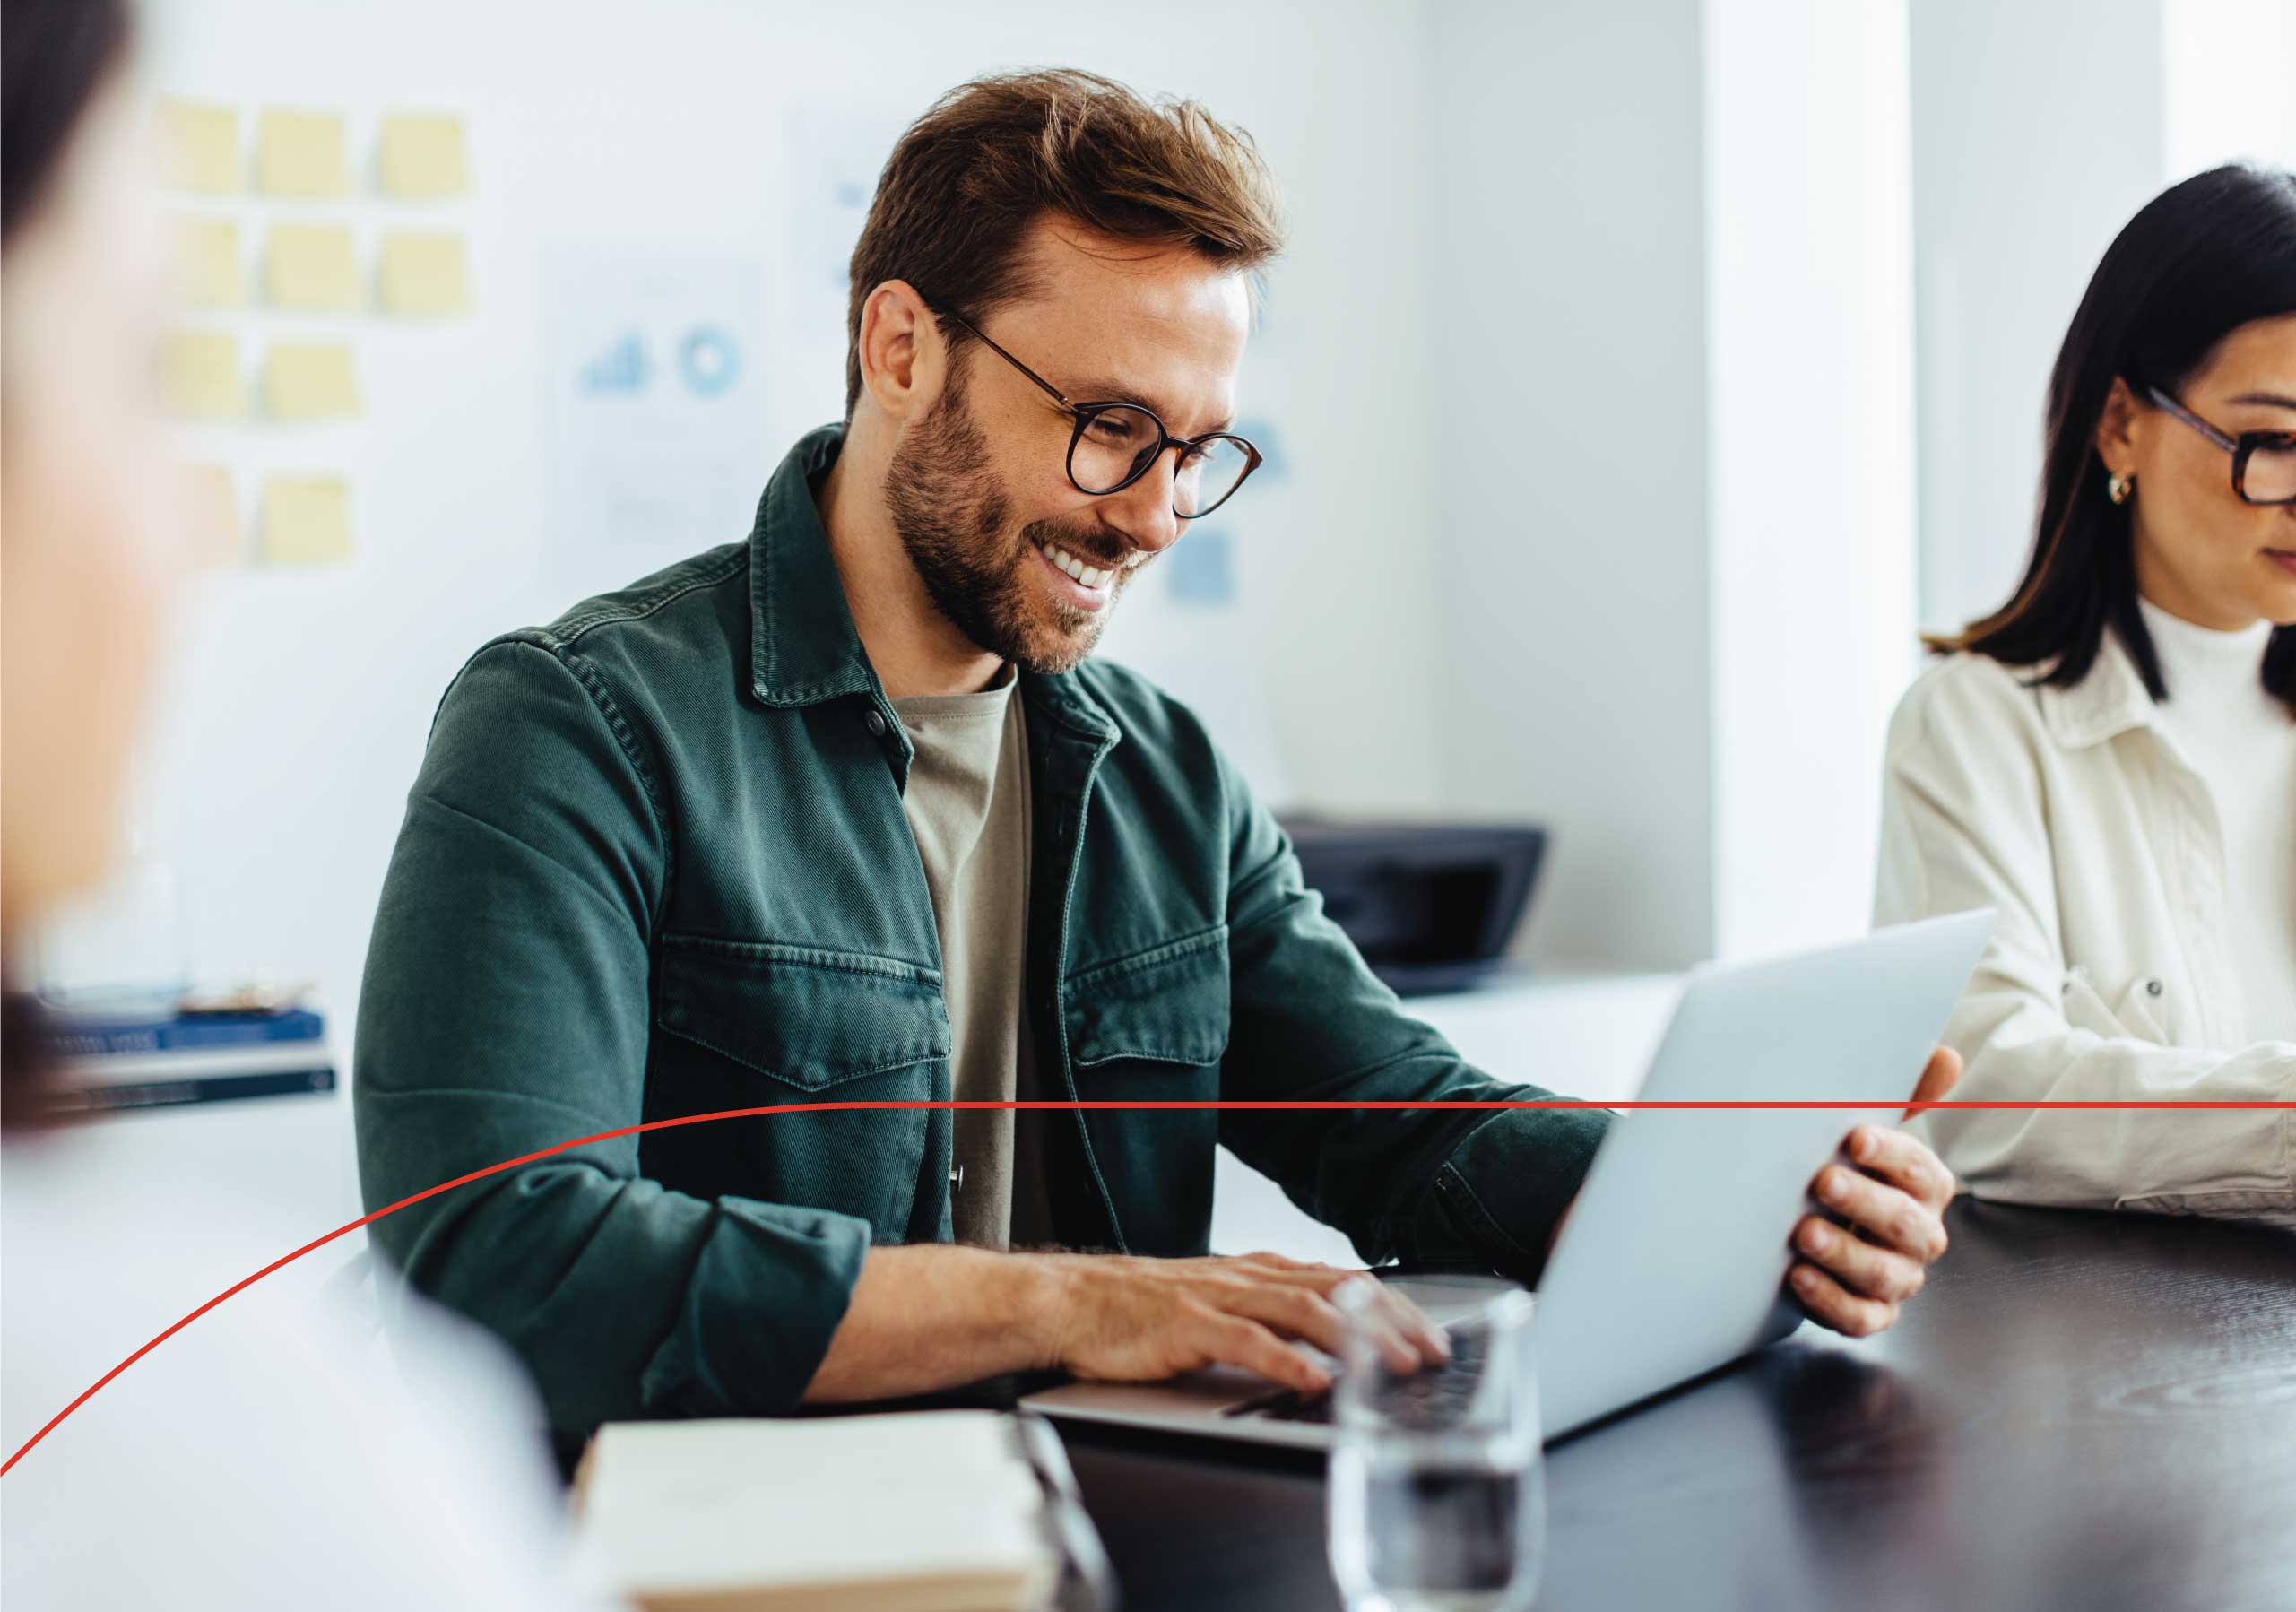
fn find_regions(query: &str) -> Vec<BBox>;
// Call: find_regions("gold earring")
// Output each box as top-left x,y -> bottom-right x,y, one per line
2107,472 -> 2134,506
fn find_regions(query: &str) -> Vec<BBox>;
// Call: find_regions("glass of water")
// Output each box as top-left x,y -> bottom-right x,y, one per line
1327,1278 -> 1545,1612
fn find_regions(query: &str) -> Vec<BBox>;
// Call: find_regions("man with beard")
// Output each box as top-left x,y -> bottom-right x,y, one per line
355,69 -> 1962,1446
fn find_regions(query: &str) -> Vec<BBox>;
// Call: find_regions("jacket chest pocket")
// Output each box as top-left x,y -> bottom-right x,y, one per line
1065,925 -> 1232,1077
649,934 -> 949,1239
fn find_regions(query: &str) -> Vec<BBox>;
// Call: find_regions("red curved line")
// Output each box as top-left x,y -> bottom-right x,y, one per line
6,1093 -> 2291,1477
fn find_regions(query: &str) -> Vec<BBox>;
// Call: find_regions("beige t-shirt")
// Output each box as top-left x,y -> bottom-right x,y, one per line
890,673 -> 1050,1248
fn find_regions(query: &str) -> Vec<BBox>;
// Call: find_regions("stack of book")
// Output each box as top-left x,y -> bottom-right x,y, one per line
39,1003 -> 334,1115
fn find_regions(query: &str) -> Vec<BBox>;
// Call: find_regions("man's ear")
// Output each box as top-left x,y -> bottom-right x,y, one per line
2094,376 -> 2143,476
855,280 -> 944,422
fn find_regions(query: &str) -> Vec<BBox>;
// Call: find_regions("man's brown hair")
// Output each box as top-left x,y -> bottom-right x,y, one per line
844,69 -> 1284,418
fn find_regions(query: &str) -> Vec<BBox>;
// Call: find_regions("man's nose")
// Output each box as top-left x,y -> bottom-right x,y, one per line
1096,448 -> 1188,557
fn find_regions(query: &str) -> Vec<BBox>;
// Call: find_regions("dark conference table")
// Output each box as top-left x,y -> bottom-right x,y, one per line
1055,1200 -> 2296,1611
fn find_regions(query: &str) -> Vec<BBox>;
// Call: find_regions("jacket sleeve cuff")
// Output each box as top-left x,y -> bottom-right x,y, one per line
1417,1107 -> 1613,1286
637,1198 -> 872,1417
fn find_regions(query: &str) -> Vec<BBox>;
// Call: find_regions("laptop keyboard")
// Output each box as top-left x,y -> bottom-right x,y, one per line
1221,1326 -> 1490,1427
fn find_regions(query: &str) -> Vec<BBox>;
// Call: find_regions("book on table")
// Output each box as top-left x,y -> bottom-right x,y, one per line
572,1410 -> 1072,1612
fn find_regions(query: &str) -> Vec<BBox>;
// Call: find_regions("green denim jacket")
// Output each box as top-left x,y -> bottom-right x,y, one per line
354,425 -> 1610,1442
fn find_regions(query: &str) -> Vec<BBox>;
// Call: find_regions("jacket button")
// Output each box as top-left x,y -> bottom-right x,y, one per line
863,708 -> 888,738
2146,978 -> 2164,997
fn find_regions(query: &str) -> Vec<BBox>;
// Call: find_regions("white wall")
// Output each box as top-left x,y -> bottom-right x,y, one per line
117,0 -> 1449,1053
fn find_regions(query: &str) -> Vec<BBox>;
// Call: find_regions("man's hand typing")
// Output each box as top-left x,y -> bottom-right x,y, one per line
803,1245 -> 1445,1404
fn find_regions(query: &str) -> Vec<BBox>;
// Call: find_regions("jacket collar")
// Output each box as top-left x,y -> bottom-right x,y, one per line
744,424 -> 1119,742
746,425 -> 878,708
2039,625 -> 2159,750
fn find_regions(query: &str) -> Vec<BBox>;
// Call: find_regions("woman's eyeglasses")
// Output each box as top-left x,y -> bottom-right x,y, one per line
938,308 -> 1263,520
2145,386 -> 2296,506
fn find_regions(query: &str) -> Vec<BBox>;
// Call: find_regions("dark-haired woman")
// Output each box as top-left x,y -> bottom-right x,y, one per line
1876,164 -> 2296,1225
2,4 -> 612,1603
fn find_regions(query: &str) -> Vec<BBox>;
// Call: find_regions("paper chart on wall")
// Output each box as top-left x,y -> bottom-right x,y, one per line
541,247 -> 771,585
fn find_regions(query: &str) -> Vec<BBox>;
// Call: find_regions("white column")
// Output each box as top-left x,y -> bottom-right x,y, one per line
1703,0 -> 1918,961
1426,0 -> 1918,969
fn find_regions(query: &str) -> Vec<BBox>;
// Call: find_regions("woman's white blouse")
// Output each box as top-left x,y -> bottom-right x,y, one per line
2136,598 -> 2296,1045
1875,628 -> 2296,1224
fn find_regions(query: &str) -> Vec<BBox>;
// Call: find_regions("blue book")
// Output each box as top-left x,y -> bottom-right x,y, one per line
46,1006 -> 325,1060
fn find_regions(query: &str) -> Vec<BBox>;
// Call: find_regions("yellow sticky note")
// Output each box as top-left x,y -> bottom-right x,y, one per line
264,342 -> 360,420
260,475 -> 352,566
378,115 -> 468,197
378,231 -> 470,316
264,223 -> 360,311
180,464 -> 241,568
156,99 -> 240,194
159,330 -> 244,420
256,108 -> 350,198
168,215 -> 243,308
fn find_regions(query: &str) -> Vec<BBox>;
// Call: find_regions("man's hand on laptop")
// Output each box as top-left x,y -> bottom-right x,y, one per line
1043,1252 -> 1450,1395
807,1244 -> 1443,1404
1785,1046 -> 1963,1339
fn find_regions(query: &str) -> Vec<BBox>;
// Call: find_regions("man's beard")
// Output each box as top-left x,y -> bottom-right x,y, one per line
883,380 -> 1135,675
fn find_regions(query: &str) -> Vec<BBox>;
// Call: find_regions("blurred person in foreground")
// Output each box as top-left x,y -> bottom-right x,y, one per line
1878,165 -> 2296,1226
356,67 -> 1964,1453
0,3 -> 613,1604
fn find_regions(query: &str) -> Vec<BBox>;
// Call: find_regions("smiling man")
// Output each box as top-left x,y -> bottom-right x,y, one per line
354,70 -> 1961,1446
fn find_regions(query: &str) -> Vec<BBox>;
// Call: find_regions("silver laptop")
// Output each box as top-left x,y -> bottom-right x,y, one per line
1024,910 -> 1995,1450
